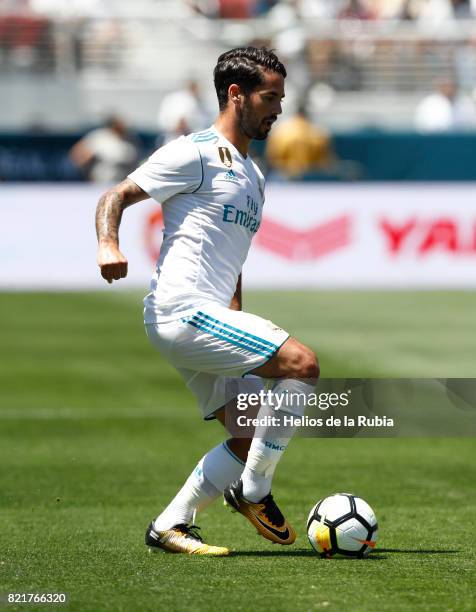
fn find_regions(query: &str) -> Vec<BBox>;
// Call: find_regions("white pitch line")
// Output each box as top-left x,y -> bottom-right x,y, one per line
0,407 -> 179,420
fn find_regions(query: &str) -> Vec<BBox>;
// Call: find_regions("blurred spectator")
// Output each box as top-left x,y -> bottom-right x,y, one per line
0,0 -> 31,15
218,0 -> 253,17
29,0 -> 113,73
297,0 -> 344,19
29,0 -> 106,19
157,80 -> 210,144
414,0 -> 453,23
396,0 -> 473,20
69,115 -> 140,183
451,0 -> 472,17
414,77 -> 476,131
253,0 -> 280,15
185,0 -> 219,17
338,0 -> 377,19
266,103 -> 337,178
399,0 -> 417,19
187,0 -> 280,17
0,12 -> 53,72
373,0 -> 407,18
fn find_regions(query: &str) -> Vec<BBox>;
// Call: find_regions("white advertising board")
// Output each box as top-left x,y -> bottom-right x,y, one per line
2,183 -> 476,289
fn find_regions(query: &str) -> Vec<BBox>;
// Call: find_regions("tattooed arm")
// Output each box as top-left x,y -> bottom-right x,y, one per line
95,178 -> 149,283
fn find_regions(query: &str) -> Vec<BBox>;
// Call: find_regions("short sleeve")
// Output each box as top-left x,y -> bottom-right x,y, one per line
128,137 -> 202,203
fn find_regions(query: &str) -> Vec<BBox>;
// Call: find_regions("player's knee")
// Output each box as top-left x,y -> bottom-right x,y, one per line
294,348 -> 320,382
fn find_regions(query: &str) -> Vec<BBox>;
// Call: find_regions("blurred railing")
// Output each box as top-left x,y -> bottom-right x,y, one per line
1,15 -> 476,92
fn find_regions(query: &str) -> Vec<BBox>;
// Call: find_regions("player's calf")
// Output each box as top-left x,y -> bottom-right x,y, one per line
232,338 -> 318,521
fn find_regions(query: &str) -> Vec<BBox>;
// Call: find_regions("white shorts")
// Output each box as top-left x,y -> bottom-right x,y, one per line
145,303 -> 289,420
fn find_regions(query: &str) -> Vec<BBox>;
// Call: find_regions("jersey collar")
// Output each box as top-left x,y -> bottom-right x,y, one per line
210,125 -> 249,161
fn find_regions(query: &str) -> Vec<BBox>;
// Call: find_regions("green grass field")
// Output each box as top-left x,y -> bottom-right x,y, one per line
1,291 -> 475,612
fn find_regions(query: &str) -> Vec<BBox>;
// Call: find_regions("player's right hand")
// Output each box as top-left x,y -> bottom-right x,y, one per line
97,243 -> 128,284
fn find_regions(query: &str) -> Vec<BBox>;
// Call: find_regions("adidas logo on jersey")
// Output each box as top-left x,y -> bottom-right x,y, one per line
222,169 -> 239,183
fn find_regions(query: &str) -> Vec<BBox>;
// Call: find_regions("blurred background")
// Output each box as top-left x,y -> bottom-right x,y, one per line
3,0 -> 476,291
4,0 -> 476,180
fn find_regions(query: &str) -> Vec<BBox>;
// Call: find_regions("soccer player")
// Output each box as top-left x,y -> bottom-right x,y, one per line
95,47 -> 319,556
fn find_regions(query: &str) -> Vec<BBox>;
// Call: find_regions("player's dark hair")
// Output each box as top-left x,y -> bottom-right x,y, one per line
214,47 -> 286,111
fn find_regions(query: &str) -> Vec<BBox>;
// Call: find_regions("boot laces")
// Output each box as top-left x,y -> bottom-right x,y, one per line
260,493 -> 284,526
175,524 -> 203,542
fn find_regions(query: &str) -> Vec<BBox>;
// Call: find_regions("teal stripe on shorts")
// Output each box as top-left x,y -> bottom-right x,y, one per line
187,317 -> 274,357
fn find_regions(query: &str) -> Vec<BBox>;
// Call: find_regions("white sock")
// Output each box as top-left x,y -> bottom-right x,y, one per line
241,379 -> 314,502
153,441 -> 244,531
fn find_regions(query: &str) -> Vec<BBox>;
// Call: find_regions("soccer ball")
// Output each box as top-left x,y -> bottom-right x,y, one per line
307,493 -> 378,558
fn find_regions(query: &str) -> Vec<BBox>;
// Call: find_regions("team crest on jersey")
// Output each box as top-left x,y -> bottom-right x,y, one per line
218,146 -> 233,168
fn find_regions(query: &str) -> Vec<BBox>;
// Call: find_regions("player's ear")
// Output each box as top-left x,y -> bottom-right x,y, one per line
228,84 -> 242,106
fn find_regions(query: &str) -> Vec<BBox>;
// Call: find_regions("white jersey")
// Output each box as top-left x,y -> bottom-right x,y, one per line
128,125 -> 265,324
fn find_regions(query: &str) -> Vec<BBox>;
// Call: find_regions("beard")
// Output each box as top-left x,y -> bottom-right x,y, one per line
238,99 -> 273,141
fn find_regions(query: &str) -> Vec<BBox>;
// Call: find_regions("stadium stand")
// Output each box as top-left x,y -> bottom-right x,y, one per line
2,0 -> 476,179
